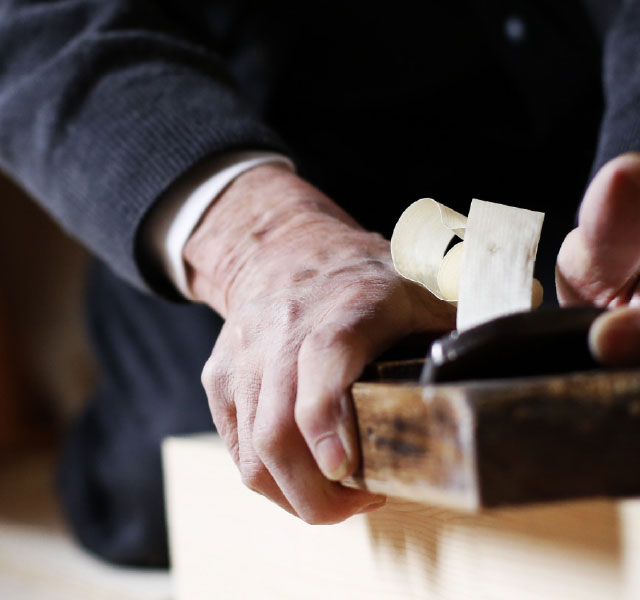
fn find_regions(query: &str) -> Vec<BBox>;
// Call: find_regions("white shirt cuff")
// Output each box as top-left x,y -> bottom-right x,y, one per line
147,151 -> 295,299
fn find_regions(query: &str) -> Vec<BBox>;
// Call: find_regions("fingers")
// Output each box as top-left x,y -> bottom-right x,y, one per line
578,153 -> 640,280
201,353 -> 241,463
294,280 -> 449,485
295,323 -> 366,481
254,343 -> 385,523
589,307 -> 640,367
235,386 -> 298,516
556,228 -> 597,305
294,296 -> 406,480
557,153 -> 640,306
203,345 -> 296,515
206,325 -> 384,524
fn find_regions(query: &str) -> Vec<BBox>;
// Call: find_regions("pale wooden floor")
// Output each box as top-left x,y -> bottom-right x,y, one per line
0,449 -> 173,600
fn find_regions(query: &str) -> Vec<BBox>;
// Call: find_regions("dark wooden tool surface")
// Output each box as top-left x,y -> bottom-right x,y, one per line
345,363 -> 640,510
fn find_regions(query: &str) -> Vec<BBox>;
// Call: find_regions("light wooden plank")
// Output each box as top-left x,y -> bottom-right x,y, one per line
164,434 -> 636,600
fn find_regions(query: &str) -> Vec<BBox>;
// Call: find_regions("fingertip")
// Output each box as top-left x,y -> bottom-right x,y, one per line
296,482 -> 385,524
598,153 -> 640,193
581,154 -> 640,244
555,229 -> 593,305
589,307 -> 640,366
327,484 -> 386,517
357,496 -> 387,514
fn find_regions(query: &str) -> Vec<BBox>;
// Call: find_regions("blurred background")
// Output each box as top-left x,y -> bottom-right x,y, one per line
0,175 -> 173,598
0,172 -> 95,449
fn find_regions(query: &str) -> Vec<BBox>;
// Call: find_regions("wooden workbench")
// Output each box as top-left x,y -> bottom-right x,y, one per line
164,366 -> 640,600
164,434 -> 640,600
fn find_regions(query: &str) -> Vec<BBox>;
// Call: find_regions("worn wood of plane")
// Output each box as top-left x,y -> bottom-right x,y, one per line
345,364 -> 640,510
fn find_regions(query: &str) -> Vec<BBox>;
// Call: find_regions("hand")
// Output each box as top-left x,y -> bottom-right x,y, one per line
556,153 -> 640,365
184,165 -> 455,523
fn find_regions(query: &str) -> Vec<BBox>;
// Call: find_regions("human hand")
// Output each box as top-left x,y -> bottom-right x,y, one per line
184,165 -> 455,523
556,153 -> 640,366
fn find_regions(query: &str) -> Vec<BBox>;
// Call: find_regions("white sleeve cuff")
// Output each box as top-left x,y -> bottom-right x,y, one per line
147,151 -> 295,300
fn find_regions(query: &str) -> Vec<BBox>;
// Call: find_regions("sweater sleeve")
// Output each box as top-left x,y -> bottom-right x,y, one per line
592,0 -> 640,174
0,1 -> 289,291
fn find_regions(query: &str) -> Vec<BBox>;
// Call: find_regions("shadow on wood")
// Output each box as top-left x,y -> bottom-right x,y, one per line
365,499 -> 621,594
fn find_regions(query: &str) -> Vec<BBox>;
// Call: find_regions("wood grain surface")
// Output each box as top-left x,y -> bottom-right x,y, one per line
348,367 -> 640,508
164,435 -> 639,600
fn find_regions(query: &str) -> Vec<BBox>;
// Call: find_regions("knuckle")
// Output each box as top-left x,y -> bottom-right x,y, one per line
201,344 -> 233,395
294,395 -> 337,433
252,415 -> 296,459
201,347 -> 229,391
200,356 -> 215,389
231,319 -> 260,349
295,399 -> 347,446
304,322 -> 355,354
201,361 -> 235,419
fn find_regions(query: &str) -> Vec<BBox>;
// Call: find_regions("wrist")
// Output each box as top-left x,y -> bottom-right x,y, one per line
183,165 -> 371,315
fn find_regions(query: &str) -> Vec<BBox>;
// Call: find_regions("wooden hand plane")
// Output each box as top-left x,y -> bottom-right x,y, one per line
346,307 -> 640,510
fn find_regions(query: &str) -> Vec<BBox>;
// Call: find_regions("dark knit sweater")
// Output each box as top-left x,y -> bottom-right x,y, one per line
0,0 -> 637,291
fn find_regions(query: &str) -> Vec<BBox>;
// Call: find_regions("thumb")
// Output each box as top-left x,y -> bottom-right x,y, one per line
589,307 -> 640,366
557,153 -> 640,306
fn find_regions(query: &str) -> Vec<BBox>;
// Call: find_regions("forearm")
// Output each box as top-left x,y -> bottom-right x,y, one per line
0,1 -> 287,291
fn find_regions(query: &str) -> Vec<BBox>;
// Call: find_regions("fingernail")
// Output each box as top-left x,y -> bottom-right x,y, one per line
337,393 -> 357,465
589,308 -> 640,366
315,433 -> 349,481
357,498 -> 387,514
